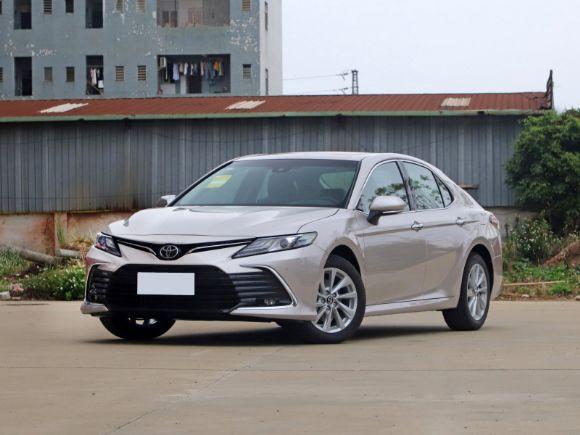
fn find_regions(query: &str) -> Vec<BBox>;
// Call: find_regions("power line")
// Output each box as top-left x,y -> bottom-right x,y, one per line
284,72 -> 351,82
286,87 -> 352,96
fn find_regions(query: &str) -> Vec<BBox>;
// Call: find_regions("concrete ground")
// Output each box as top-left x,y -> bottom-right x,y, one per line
0,302 -> 579,435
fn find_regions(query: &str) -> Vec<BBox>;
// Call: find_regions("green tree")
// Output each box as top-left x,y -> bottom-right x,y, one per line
506,110 -> 580,233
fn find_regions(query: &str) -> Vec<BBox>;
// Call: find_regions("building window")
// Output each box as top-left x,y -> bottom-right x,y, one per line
115,0 -> 123,13
86,0 -> 103,28
14,0 -> 32,29
44,67 -> 53,82
0,67 -> 3,83
43,0 -> 52,14
15,57 -> 32,96
86,55 -> 104,95
265,68 -> 269,95
242,64 -> 252,80
115,66 -> 124,82
136,0 -> 145,12
0,1 -> 3,14
157,0 -> 229,28
66,67 -> 75,82
65,0 -> 74,13
242,0 -> 251,12
137,65 -> 147,81
265,1 -> 268,30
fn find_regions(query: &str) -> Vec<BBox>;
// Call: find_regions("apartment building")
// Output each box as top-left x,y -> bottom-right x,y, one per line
0,0 -> 282,99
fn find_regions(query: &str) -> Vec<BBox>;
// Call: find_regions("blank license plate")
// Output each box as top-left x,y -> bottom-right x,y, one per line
137,273 -> 195,296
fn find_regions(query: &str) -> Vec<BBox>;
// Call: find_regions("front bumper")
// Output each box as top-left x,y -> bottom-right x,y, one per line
82,240 -> 325,321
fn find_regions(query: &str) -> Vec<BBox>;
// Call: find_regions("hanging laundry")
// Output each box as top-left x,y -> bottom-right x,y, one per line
172,63 -> 180,81
184,63 -> 189,76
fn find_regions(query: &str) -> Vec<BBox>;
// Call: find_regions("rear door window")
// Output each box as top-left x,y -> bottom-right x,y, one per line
402,163 -> 445,210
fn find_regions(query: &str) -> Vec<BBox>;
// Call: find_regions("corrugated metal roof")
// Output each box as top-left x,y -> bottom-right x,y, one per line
0,92 -> 551,122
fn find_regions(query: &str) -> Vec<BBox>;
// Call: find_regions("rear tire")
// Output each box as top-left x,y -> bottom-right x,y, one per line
443,253 -> 491,331
100,316 -> 175,340
283,255 -> 365,344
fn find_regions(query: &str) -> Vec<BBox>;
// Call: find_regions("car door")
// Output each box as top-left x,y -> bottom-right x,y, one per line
401,162 -> 465,300
358,161 -> 427,305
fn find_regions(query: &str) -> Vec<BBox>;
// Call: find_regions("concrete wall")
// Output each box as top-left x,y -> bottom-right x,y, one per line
0,0 -> 282,99
259,0 -> 282,95
0,211 -> 131,253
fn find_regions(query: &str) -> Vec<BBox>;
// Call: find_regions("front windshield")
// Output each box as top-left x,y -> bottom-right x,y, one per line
175,159 -> 359,208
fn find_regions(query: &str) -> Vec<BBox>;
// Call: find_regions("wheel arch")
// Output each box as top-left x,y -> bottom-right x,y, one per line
328,245 -> 361,274
470,244 -> 494,290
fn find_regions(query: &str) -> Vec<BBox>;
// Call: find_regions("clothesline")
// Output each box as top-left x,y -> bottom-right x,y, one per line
160,57 -> 226,83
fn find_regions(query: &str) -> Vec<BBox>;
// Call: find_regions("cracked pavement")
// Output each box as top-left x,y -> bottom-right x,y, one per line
1,301 -> 579,434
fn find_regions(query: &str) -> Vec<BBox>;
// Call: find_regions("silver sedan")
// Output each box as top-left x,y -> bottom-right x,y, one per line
82,152 -> 502,344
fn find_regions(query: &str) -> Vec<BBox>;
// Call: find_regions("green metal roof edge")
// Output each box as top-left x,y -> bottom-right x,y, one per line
0,109 -> 544,123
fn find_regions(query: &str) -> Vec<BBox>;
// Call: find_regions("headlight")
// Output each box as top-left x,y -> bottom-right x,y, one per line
233,233 -> 317,258
94,233 -> 121,257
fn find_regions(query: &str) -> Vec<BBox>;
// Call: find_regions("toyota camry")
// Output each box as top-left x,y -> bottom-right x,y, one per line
82,152 -> 502,344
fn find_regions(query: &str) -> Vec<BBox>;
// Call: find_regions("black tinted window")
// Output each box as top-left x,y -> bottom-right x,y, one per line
436,177 -> 453,207
358,162 -> 409,214
403,163 -> 445,210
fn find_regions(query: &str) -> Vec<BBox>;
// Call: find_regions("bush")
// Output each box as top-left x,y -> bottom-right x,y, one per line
507,217 -> 559,263
548,282 -> 573,296
506,110 -> 580,233
22,263 -> 85,301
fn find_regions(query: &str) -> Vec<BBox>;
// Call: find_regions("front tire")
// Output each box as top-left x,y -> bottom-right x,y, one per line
283,255 -> 366,344
443,253 -> 491,331
100,316 -> 175,340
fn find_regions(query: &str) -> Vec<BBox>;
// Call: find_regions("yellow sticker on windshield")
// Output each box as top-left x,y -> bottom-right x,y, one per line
206,175 -> 232,189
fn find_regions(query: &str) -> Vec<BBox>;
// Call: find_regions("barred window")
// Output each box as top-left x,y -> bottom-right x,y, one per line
44,0 -> 52,14
137,65 -> 147,81
242,0 -> 251,12
137,0 -> 145,12
66,66 -> 75,82
242,64 -> 252,80
65,0 -> 74,13
0,67 -> 3,83
115,0 -> 123,13
115,66 -> 124,82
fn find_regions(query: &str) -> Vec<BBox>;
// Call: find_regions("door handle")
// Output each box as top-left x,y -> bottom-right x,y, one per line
411,222 -> 424,231
456,217 -> 466,226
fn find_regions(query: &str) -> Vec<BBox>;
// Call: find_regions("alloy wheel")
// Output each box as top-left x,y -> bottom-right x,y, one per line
466,263 -> 488,321
312,267 -> 358,334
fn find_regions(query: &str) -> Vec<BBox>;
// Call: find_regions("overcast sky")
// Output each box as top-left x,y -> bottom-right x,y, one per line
283,0 -> 580,110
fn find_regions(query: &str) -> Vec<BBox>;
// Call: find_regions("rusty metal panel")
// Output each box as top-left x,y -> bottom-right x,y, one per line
0,93 -> 550,122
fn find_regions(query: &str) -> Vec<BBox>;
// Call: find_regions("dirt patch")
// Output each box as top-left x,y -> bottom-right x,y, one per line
544,240 -> 580,268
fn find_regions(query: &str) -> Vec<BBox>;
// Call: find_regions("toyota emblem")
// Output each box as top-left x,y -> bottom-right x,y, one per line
159,245 -> 180,260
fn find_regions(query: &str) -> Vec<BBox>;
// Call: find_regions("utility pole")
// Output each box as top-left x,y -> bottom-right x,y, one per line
351,70 -> 359,95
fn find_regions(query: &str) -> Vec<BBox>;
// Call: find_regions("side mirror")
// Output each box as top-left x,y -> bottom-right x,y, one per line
367,196 -> 407,224
156,195 -> 176,208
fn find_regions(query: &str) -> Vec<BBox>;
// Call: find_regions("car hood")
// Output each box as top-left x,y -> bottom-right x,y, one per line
106,206 -> 338,240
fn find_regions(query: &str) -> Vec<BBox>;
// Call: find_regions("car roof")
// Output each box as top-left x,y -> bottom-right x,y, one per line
235,151 -> 415,163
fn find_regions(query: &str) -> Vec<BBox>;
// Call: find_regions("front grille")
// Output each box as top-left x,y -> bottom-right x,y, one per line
86,265 -> 292,315
115,237 -> 254,261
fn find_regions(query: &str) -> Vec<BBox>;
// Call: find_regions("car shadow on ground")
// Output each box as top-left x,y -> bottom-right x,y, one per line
85,323 -> 453,347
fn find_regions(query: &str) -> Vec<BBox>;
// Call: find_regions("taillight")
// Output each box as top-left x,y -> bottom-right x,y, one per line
489,214 -> 500,229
